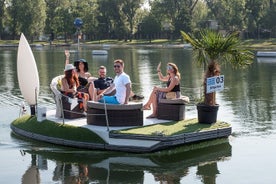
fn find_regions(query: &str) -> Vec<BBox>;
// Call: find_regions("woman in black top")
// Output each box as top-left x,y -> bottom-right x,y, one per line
65,50 -> 97,101
143,62 -> 181,118
74,58 -> 92,90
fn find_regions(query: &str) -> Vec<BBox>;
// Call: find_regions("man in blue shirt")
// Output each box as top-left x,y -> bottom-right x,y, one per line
94,66 -> 115,96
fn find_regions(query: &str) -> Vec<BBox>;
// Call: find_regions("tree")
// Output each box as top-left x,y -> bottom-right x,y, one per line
83,8 -> 98,41
203,0 -> 245,30
45,0 -> 61,35
97,0 -> 123,40
72,0 -> 98,40
228,0 -> 246,30
181,29 -> 254,106
192,1 -> 208,29
150,0 -> 193,38
260,2 -> 276,37
0,0 -> 5,39
140,14 -> 161,42
120,0 -> 144,41
174,7 -> 192,34
8,0 -> 46,40
245,0 -> 267,38
7,0 -> 21,39
53,7 -> 74,41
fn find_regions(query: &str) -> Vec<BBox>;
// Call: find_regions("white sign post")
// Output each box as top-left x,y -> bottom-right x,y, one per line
206,75 -> 224,94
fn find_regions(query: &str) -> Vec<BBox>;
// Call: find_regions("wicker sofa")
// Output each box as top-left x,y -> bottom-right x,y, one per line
157,96 -> 189,121
87,101 -> 143,126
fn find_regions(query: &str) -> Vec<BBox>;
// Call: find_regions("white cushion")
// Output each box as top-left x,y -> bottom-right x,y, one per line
159,96 -> 190,104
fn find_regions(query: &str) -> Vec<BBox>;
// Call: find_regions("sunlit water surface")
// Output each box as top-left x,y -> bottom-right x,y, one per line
0,45 -> 275,183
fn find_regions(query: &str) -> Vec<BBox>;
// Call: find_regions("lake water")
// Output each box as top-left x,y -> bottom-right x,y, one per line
0,45 -> 276,184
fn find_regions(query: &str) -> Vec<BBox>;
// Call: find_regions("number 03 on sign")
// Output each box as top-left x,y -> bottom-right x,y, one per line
206,75 -> 224,94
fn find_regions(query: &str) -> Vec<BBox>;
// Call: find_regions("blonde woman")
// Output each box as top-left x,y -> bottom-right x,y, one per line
143,62 -> 181,118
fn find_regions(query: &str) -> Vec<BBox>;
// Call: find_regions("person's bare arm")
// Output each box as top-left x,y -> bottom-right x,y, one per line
65,50 -> 70,66
61,78 -> 76,93
97,86 -> 113,95
157,62 -> 169,82
102,83 -> 115,95
124,83 -> 131,104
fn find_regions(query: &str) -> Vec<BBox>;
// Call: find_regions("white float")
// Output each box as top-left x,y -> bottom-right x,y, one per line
92,50 -> 108,55
256,51 -> 276,57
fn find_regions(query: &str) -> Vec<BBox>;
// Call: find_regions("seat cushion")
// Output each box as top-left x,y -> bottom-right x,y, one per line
87,101 -> 142,110
159,96 -> 190,104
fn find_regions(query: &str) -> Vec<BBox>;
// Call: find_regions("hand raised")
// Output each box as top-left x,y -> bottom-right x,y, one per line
65,50 -> 70,57
157,62 -> 161,71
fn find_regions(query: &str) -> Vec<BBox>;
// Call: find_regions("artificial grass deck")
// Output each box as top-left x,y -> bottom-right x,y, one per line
10,115 -> 231,153
113,118 -> 230,136
11,115 -> 106,144
11,116 -> 230,143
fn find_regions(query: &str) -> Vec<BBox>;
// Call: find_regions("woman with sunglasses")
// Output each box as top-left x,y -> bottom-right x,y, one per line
143,62 -> 181,118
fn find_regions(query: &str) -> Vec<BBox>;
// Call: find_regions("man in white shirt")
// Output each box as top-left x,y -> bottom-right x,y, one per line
98,59 -> 131,104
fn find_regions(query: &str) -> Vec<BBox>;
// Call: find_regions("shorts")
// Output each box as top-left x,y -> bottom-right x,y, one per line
98,96 -> 120,104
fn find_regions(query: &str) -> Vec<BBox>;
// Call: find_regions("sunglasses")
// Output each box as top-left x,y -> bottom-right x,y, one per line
167,65 -> 173,70
114,65 -> 121,68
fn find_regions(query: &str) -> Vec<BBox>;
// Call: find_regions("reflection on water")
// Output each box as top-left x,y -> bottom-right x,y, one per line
256,57 -> 276,63
222,58 -> 276,136
197,162 -> 219,184
21,154 -> 40,184
21,139 -> 231,183
92,55 -> 109,63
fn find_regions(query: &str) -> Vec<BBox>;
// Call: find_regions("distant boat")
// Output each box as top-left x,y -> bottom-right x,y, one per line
30,44 -> 43,48
256,51 -> 276,57
102,44 -> 111,50
257,57 -> 276,63
92,50 -> 108,55
183,43 -> 192,49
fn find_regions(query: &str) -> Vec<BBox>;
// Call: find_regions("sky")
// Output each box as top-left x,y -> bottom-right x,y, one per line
142,0 -> 151,10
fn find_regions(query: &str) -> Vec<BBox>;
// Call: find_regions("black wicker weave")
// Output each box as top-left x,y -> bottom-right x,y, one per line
87,102 -> 143,126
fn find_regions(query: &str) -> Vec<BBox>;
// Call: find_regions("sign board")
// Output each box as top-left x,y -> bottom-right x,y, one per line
206,75 -> 224,94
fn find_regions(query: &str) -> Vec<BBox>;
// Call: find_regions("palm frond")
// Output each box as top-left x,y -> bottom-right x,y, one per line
180,29 -> 254,68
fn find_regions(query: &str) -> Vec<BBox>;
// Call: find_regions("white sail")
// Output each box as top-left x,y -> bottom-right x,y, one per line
17,33 -> 40,105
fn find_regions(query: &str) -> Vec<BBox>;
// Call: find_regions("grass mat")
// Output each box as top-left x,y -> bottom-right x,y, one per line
114,118 -> 230,136
11,115 -> 105,143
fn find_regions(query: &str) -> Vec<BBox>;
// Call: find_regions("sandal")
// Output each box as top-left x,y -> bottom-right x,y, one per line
146,114 -> 156,119
142,106 -> 151,110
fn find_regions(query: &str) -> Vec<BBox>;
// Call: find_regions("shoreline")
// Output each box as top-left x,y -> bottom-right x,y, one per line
0,41 -> 275,50
0,43 -> 187,49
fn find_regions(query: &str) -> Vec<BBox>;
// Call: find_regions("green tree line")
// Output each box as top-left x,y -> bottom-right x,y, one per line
0,0 -> 275,41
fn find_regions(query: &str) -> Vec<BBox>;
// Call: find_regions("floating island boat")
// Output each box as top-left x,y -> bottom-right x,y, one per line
10,34 -> 231,153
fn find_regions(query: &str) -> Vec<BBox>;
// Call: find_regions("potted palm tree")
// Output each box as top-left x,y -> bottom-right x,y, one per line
181,29 -> 254,124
